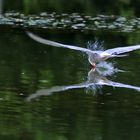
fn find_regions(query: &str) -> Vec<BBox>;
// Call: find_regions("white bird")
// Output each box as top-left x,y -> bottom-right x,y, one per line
27,31 -> 140,67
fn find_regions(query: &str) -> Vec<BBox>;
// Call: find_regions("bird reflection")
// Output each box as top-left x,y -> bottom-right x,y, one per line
26,62 -> 140,101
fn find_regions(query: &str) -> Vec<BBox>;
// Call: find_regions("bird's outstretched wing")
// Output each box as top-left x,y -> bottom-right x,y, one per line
99,80 -> 140,92
104,45 -> 140,55
26,82 -> 90,101
27,31 -> 97,54
26,79 -> 140,101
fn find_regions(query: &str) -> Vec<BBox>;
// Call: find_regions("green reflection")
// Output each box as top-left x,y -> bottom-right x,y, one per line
0,29 -> 140,140
1,0 -> 139,17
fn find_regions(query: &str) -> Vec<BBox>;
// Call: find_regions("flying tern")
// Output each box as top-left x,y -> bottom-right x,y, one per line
27,31 -> 140,67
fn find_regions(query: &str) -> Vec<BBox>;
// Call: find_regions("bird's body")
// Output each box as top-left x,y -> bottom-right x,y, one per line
27,31 -> 140,67
88,52 -> 110,65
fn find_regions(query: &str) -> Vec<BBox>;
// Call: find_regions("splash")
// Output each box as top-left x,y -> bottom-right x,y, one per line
87,40 -> 105,51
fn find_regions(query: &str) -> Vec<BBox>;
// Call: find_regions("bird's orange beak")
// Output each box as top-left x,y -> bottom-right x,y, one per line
91,63 -> 96,68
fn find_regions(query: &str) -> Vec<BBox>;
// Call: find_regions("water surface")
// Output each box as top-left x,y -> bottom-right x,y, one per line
0,28 -> 140,140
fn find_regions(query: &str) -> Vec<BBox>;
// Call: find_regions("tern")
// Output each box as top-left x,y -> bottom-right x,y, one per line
27,31 -> 140,67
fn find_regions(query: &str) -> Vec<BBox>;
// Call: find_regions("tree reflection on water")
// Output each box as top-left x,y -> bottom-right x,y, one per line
0,0 -> 3,15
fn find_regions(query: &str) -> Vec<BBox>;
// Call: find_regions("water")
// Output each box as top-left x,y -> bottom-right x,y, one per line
0,0 -> 140,139
0,28 -> 140,140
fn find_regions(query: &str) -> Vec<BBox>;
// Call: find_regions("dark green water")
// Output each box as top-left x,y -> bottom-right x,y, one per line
0,29 -> 140,140
0,0 -> 140,140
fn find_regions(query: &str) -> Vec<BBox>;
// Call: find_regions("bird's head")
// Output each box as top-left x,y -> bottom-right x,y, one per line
88,53 -> 100,68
